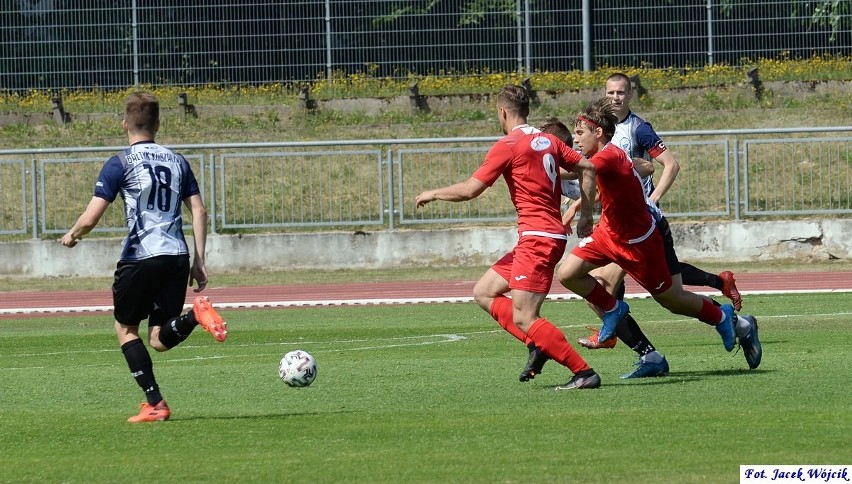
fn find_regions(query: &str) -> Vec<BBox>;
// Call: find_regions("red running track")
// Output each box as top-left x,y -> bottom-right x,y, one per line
1,271 -> 851,317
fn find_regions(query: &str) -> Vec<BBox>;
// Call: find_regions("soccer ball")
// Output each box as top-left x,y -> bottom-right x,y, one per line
278,350 -> 317,387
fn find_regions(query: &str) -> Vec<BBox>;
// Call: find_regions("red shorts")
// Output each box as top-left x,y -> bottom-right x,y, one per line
492,236 -> 566,293
570,227 -> 672,295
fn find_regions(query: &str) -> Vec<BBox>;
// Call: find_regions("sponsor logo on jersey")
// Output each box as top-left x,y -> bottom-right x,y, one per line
530,136 -> 552,151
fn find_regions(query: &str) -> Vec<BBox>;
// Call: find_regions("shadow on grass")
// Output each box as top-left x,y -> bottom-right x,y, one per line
623,368 -> 771,385
662,340 -> 787,348
669,368 -> 771,378
173,409 -> 355,422
546,368 -> 770,389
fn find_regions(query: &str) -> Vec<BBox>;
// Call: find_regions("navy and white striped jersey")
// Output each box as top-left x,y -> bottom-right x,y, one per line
93,141 -> 200,262
613,111 -> 668,221
613,111 -> 669,196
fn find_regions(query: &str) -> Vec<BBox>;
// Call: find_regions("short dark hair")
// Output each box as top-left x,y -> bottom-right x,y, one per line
539,117 -> 573,145
496,84 -> 530,119
575,97 -> 618,139
124,92 -> 159,135
606,72 -> 632,92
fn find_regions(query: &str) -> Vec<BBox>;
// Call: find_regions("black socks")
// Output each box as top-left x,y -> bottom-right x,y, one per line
616,314 -> 657,356
157,312 -> 197,349
121,338 -> 163,405
680,263 -> 723,291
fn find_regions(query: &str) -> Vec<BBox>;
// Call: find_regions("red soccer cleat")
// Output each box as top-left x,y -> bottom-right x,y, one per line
578,326 -> 617,349
127,400 -> 170,423
718,271 -> 743,311
193,295 -> 228,342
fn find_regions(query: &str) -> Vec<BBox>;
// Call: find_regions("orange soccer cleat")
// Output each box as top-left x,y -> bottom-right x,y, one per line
718,271 -> 743,311
578,326 -> 618,349
127,400 -> 171,423
193,295 -> 228,342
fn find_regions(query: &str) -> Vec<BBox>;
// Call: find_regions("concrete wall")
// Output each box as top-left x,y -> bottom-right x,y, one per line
3,219 -> 850,278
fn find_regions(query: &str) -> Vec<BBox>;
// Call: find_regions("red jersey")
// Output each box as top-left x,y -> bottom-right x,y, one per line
473,125 -> 582,238
592,143 -> 655,244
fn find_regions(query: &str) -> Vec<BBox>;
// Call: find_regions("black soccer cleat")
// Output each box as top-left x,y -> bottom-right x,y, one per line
555,369 -> 602,390
519,343 -> 549,382
738,315 -> 762,369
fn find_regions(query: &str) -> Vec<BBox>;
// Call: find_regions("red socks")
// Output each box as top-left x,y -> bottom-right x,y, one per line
527,318 -> 590,374
696,298 -> 724,325
585,283 -> 617,312
490,296 -> 529,344
490,298 -> 590,375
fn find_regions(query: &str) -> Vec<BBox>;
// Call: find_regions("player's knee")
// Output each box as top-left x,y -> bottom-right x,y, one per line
472,293 -> 492,312
512,314 -> 535,332
146,328 -> 169,352
653,294 -> 680,313
148,339 -> 169,352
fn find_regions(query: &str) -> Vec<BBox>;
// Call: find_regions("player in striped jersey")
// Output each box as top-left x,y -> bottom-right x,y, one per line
60,92 -> 228,422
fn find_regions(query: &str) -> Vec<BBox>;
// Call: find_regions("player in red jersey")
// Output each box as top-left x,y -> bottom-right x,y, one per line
415,85 -> 602,390
555,98 -> 762,370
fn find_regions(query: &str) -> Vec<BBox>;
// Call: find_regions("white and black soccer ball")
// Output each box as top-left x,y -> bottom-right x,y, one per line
278,350 -> 317,387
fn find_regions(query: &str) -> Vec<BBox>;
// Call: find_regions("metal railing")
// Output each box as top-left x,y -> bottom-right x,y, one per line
1,1 -> 848,91
1,128 -> 850,239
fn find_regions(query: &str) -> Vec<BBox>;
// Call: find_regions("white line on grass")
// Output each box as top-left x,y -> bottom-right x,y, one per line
2,288 -> 850,315
3,310 -> 850,370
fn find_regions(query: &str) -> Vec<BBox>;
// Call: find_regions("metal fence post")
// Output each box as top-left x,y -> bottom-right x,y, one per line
208,152 -> 217,234
733,138 -> 741,221
325,0 -> 332,87
515,0 -> 523,76
706,0 -> 714,66
30,158 -> 38,239
582,0 -> 592,71
131,0 -> 140,87
387,149 -> 395,230
524,0 -> 531,76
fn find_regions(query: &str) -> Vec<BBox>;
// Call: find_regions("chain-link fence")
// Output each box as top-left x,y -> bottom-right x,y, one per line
1,1 -> 849,91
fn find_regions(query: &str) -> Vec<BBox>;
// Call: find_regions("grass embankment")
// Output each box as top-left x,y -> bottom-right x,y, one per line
1,55 -> 850,148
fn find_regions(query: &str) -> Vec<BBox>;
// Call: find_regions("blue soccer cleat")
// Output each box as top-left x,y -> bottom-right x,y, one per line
598,300 -> 629,343
717,304 -> 736,352
737,315 -> 762,369
621,355 -> 670,379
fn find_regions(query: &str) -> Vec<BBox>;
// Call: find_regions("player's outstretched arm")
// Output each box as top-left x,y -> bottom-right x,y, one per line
415,177 -> 487,208
59,196 -> 110,248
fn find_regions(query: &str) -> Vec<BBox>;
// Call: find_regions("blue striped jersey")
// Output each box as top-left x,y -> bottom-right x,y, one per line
613,111 -> 668,221
93,141 -> 200,261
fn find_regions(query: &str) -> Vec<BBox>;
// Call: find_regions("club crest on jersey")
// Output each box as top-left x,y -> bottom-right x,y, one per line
530,136 -> 552,151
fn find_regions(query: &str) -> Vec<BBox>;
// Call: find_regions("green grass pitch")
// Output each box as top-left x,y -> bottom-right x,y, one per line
1,293 -> 849,483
